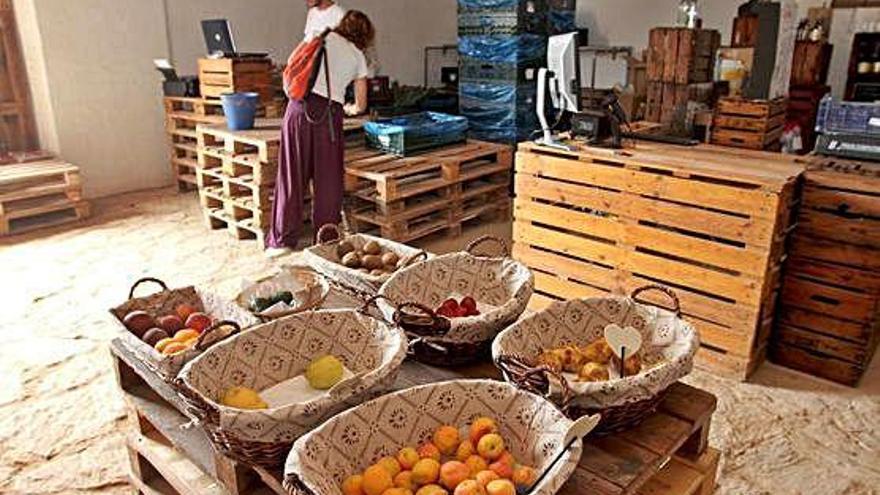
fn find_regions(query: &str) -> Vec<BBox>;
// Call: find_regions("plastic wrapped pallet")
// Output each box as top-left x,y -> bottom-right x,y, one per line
458,34 -> 547,63
460,81 -> 539,143
458,0 -> 547,36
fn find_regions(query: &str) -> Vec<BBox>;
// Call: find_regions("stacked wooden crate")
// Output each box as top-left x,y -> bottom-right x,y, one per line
198,58 -> 273,102
771,157 -> 880,386
645,27 -> 720,126
344,141 -> 513,243
0,159 -> 89,236
196,120 -> 281,245
513,142 -> 803,380
164,97 -> 226,191
711,97 -> 787,151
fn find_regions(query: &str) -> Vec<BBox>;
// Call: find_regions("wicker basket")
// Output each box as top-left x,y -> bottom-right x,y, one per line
302,224 -> 427,298
283,379 -> 582,495
492,286 -> 699,435
176,307 -> 408,468
108,277 -> 260,381
376,236 -> 533,366
235,266 -> 330,320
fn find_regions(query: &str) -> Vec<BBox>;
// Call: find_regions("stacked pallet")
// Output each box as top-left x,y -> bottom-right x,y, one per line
196,120 -> 281,245
344,140 -> 513,242
513,141 -> 804,380
646,27 -> 720,126
772,157 -> 880,386
0,159 -> 90,236
711,97 -> 787,151
164,97 -> 226,191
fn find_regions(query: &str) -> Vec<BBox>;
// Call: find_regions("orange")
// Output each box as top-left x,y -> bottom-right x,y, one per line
476,434 -> 505,461
453,480 -> 486,495
418,442 -> 441,461
464,455 -> 488,477
485,479 -> 515,495
342,474 -> 366,495
154,337 -> 174,352
381,488 -> 413,495
411,458 -> 441,486
173,328 -> 200,342
511,465 -> 537,488
397,447 -> 420,470
433,425 -> 460,456
474,470 -> 499,487
415,485 -> 448,495
468,417 -> 497,445
439,461 -> 469,490
377,456 -> 402,478
161,342 -> 187,355
394,470 -> 414,490
363,464 -> 393,495
455,440 -> 475,462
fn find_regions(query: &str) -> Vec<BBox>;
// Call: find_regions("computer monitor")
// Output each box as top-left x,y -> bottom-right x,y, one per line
202,19 -> 236,57
536,32 -> 582,149
547,32 -> 581,113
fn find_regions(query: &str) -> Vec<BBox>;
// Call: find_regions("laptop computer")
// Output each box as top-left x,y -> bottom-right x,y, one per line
201,19 -> 268,59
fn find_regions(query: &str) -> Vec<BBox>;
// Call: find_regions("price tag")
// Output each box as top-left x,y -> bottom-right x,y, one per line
603,324 -> 643,359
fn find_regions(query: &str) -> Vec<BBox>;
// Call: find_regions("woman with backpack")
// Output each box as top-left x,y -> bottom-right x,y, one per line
267,10 -> 375,254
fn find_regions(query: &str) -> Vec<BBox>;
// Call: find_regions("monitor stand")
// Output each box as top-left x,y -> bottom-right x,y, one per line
535,68 -> 572,151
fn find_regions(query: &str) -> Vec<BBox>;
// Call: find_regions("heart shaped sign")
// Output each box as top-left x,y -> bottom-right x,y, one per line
603,324 -> 643,359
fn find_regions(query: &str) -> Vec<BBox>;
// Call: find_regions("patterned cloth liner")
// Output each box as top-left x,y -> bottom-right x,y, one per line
377,252 -> 534,343
109,285 -> 260,380
303,233 -> 426,294
285,380 -> 581,495
179,309 -> 407,444
492,297 -> 699,409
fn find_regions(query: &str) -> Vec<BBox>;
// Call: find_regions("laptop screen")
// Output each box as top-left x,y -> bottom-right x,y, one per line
201,19 -> 236,56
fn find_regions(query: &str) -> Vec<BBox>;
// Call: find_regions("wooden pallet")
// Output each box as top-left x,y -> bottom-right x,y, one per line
344,140 -> 513,242
110,289 -> 720,495
771,157 -> 880,386
514,141 -> 804,380
198,58 -> 274,101
647,27 -> 720,85
711,97 -> 787,151
0,2 -> 38,151
163,97 -> 227,192
0,160 -> 89,236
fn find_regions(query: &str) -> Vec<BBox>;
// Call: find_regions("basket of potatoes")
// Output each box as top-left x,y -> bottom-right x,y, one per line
108,277 -> 260,381
302,224 -> 428,297
492,285 -> 699,435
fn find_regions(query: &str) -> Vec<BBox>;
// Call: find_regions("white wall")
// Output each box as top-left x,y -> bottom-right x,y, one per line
19,0 -> 170,198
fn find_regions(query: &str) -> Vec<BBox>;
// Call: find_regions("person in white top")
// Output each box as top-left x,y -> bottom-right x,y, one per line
303,0 -> 346,41
267,10 -> 375,253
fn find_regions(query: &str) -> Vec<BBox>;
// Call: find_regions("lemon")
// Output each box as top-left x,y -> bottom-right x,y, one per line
306,355 -> 344,390
221,386 -> 268,410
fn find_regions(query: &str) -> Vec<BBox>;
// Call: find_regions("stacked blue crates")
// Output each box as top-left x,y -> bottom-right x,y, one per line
458,0 -> 577,144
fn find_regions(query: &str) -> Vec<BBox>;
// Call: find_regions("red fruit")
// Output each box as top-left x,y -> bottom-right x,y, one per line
470,309 -> 481,316
454,306 -> 469,318
460,296 -> 477,311
185,312 -> 212,333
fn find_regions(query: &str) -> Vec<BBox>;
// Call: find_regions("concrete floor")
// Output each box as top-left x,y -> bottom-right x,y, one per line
1,188 -> 878,495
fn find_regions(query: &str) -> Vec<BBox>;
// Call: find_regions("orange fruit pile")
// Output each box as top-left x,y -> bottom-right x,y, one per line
341,417 -> 537,495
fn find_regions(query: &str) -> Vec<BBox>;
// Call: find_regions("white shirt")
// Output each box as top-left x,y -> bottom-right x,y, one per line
304,3 -> 346,40
311,32 -> 369,104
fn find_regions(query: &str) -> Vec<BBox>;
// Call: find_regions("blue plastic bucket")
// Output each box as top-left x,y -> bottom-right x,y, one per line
220,92 -> 259,130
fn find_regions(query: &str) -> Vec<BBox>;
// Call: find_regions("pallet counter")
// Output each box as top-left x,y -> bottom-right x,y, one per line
513,141 -> 805,380
110,286 -> 720,495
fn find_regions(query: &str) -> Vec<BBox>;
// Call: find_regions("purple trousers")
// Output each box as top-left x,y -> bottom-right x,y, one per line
267,94 -> 344,248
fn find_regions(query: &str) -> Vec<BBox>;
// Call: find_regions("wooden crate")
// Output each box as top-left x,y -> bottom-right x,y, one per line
0,160 -> 89,236
711,97 -> 787,151
197,58 -> 273,102
345,140 -> 513,243
787,85 -> 830,154
647,28 -> 720,85
110,289 -> 720,495
514,141 -> 804,380
771,157 -> 880,386
790,41 -> 832,87
645,81 -> 715,125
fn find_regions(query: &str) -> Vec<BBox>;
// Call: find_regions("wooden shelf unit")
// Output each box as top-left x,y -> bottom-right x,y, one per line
513,141 -> 804,380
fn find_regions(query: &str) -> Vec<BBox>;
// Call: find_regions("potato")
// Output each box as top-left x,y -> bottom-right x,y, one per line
381,252 -> 400,267
342,252 -> 361,268
363,240 -> 382,255
336,240 -> 355,259
362,254 -> 383,270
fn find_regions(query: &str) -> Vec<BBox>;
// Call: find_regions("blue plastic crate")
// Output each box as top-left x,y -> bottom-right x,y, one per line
457,1 -> 547,35
460,56 -> 542,84
364,112 -> 469,156
816,97 -> 880,136
458,34 -> 547,63
547,9 -> 576,34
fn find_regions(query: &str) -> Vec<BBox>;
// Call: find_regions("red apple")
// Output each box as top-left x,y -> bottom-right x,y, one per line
185,312 -> 212,333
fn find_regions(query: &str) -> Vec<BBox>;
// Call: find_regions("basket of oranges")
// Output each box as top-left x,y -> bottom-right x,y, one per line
375,236 -> 533,366
108,277 -> 259,381
283,379 -> 589,495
